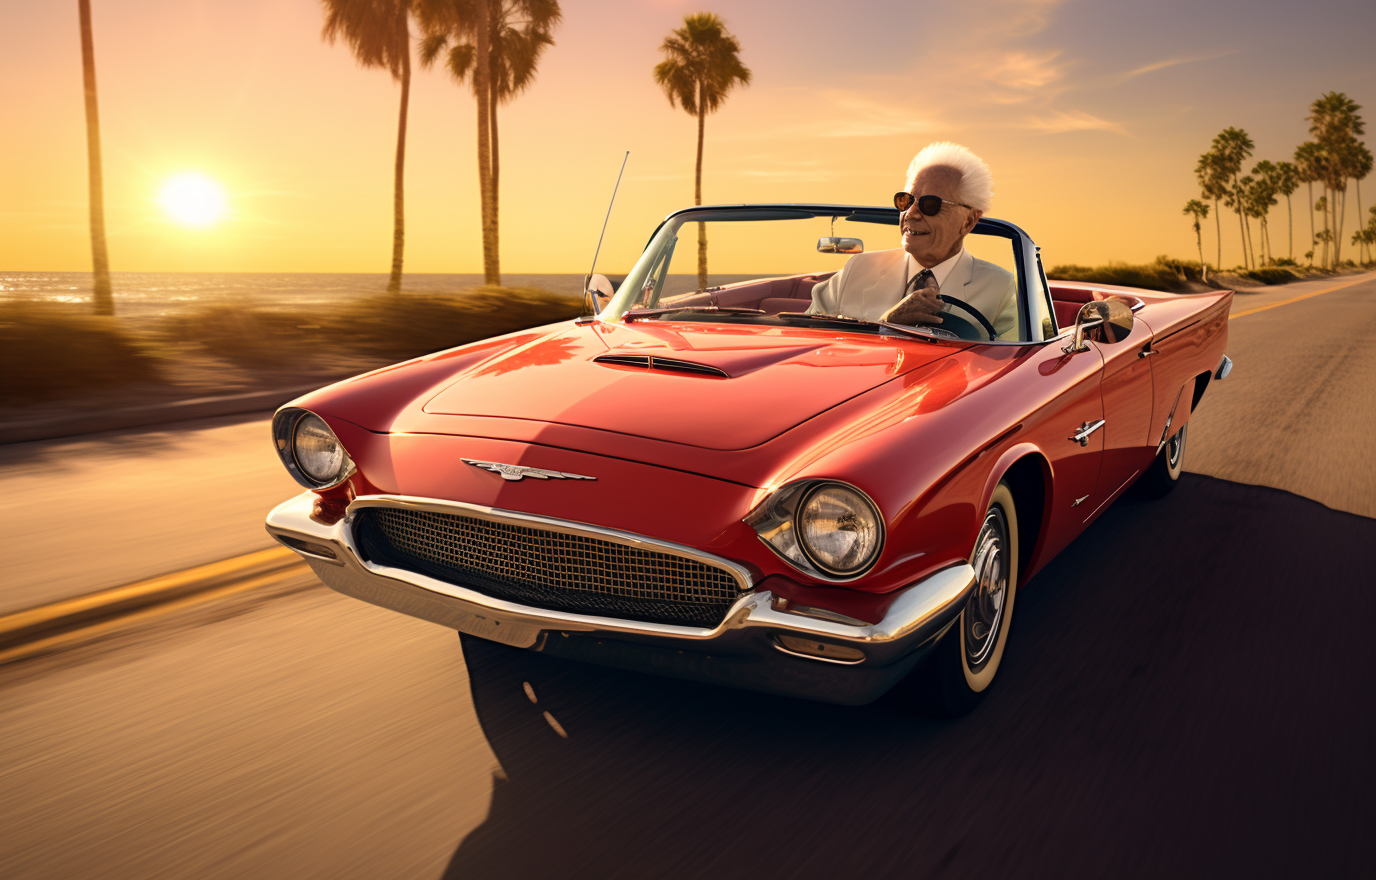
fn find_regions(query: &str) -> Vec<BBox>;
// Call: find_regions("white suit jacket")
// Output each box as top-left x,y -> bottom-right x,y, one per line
807,247 -> 1019,340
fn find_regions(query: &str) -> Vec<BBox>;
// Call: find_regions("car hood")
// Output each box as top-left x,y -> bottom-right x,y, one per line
418,321 -> 969,450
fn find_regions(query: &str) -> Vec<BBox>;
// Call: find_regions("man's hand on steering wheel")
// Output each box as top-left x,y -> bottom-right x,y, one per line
879,272 -> 944,326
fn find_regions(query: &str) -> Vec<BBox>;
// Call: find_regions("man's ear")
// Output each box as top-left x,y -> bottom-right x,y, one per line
963,209 -> 983,235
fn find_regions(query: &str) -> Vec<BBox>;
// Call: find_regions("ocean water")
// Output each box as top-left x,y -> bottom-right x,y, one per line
0,271 -> 763,322
0,272 -> 594,321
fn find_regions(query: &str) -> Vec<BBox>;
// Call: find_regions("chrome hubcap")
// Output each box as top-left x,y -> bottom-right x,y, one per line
1167,424 -> 1187,470
964,507 -> 1008,669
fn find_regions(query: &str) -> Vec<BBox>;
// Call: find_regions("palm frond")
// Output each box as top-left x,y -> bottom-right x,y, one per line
418,31 -> 450,67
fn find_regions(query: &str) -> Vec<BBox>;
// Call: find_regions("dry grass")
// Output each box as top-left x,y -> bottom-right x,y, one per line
1047,256 -> 1201,292
2,287 -> 582,408
0,303 -> 164,407
160,286 -> 580,365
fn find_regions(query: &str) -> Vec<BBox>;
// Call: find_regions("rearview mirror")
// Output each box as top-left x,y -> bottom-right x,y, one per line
817,237 -> 863,255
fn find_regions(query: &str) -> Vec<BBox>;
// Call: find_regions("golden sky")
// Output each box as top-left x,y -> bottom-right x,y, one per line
1,0 -> 1373,276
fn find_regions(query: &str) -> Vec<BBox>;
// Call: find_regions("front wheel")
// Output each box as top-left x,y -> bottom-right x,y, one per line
920,481 -> 1019,716
1138,422 -> 1188,498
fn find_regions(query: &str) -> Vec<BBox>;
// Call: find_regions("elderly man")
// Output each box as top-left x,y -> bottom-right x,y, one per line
808,142 -> 1018,340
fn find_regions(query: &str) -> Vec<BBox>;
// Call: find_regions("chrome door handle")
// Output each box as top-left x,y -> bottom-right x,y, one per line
1069,419 -> 1105,446
1138,347 -> 1157,358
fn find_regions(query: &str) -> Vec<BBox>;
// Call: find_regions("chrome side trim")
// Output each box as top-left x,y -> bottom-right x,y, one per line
1216,354 -> 1233,380
265,491 -> 976,668
347,494 -> 754,593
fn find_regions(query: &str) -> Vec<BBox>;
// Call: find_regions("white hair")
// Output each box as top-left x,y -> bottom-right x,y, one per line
904,142 -> 994,213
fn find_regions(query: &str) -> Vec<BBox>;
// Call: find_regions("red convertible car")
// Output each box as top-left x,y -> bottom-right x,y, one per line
265,204 -> 1232,713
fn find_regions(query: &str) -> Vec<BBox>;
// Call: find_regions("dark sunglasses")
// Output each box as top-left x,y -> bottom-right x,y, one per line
893,192 -> 972,215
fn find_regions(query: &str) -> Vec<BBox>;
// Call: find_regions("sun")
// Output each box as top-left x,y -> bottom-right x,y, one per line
158,173 -> 227,227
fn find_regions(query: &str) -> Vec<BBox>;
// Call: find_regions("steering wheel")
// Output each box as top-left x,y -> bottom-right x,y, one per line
937,294 -> 997,340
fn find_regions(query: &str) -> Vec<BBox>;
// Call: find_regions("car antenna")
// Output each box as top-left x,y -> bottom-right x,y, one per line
583,151 -> 629,318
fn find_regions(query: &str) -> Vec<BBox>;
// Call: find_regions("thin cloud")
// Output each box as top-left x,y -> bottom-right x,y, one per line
1123,50 -> 1239,80
985,50 -> 1065,91
815,91 -> 938,138
1021,110 -> 1129,135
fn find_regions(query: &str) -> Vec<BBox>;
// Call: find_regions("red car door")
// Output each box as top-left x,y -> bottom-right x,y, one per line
1087,316 -> 1157,518
1022,340 -> 1106,563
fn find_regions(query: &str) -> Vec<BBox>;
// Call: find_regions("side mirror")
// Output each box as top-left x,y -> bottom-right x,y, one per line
817,237 -> 863,255
1064,298 -> 1134,353
584,273 -> 615,315
1100,297 -> 1134,343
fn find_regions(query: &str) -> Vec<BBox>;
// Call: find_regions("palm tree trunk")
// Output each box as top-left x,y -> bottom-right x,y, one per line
1286,194 -> 1293,261
1358,180 -> 1366,263
1233,178 -> 1248,269
1306,182 -> 1315,265
1335,186 -> 1346,264
695,90 -> 707,290
1249,207 -> 1260,266
474,0 -> 498,286
1213,197 -> 1221,269
388,46 -> 410,295
79,0 -> 113,316
1195,225 -> 1204,278
1323,187 -> 1332,268
1263,216 -> 1272,264
489,79 -> 501,285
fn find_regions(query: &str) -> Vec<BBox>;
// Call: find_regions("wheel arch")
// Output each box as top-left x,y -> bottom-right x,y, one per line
1190,370 -> 1213,411
979,445 -> 1051,587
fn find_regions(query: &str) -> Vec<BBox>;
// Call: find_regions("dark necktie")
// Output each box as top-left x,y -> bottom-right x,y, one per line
906,268 -> 934,295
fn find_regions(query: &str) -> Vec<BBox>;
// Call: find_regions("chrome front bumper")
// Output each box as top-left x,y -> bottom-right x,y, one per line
265,491 -> 976,704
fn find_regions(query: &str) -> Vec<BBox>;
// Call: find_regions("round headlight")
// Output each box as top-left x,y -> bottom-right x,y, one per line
293,413 -> 348,484
797,484 -> 883,576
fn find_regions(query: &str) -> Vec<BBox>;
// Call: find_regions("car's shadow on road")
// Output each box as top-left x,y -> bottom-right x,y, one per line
443,474 -> 1376,880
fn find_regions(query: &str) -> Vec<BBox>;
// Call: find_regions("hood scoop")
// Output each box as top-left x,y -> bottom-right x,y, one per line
594,354 -> 729,379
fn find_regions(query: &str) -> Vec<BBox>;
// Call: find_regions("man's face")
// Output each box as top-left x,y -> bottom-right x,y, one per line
900,165 -> 982,268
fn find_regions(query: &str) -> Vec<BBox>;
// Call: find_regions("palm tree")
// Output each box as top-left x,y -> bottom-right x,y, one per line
416,0 -> 498,283
1350,142 -> 1373,263
1183,199 -> 1209,279
1314,195 -> 1330,268
322,0 -> 414,294
419,0 -> 561,285
654,12 -> 751,289
1212,128 -> 1255,269
79,0 -> 113,316
1294,142 -> 1323,266
1307,92 -> 1365,264
1274,161 -> 1299,261
1195,150 -> 1230,269
1251,161 -> 1281,265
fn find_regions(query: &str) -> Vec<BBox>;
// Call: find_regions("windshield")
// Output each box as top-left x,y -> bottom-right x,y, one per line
599,207 -> 1049,343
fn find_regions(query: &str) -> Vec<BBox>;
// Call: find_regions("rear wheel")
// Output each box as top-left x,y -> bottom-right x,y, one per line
921,481 -> 1019,716
1139,422 -> 1188,498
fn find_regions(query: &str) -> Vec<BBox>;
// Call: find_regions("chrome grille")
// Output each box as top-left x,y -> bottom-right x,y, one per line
353,506 -> 744,627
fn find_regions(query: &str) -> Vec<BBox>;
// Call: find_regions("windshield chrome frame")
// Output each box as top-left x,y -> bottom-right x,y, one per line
598,204 -> 1057,344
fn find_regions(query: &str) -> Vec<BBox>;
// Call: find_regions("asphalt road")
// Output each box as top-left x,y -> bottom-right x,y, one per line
2,273 -> 1374,879
0,416 -> 298,614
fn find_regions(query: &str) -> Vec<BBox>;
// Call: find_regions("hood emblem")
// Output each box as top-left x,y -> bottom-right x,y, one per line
462,459 -> 596,482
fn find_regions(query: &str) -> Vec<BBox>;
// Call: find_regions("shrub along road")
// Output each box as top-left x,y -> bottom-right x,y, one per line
0,272 -> 1373,878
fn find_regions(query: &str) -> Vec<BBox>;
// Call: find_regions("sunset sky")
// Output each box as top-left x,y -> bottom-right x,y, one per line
1,0 -> 1373,277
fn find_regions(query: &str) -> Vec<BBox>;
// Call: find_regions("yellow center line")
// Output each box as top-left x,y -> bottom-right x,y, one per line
0,545 -> 297,634
1230,273 -> 1375,320
0,569 -> 309,665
